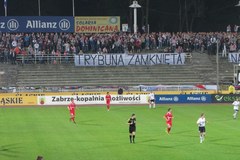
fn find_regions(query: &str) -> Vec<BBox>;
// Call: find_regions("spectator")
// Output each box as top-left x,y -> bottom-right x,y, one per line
230,43 -> 237,53
227,25 -> 231,33
1,31 -> 240,65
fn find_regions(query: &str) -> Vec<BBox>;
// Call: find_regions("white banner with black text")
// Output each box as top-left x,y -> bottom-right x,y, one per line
74,53 -> 185,66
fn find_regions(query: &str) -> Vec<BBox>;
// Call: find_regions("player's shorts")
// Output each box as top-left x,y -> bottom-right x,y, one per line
167,122 -> 172,127
129,126 -> 136,133
150,99 -> 155,103
199,126 -> 205,133
70,111 -> 75,116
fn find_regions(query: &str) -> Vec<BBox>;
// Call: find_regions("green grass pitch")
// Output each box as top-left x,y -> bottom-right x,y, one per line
0,104 -> 240,160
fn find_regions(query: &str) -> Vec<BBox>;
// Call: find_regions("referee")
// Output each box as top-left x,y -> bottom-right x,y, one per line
128,114 -> 136,143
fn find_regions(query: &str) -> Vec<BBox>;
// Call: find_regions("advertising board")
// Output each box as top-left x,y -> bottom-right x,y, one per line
212,94 -> 240,103
37,95 -> 148,105
0,16 -> 74,32
0,95 -> 37,106
155,95 -> 212,104
75,16 -> 120,33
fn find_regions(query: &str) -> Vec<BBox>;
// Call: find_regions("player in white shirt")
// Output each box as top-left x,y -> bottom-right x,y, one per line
197,113 -> 207,143
148,91 -> 155,109
232,98 -> 240,119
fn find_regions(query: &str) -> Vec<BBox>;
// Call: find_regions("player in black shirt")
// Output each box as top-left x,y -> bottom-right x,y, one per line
128,114 -> 136,143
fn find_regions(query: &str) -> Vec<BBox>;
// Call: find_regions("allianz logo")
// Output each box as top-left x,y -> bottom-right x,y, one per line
187,96 -> 207,101
159,96 -> 207,101
7,19 -> 19,31
159,96 -> 179,102
4,19 -> 71,31
26,19 -> 71,30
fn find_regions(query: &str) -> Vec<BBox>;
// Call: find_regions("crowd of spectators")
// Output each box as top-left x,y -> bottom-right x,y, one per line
0,31 -> 240,64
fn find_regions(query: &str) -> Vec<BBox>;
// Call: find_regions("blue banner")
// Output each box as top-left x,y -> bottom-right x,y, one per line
155,95 -> 212,104
0,16 -> 74,32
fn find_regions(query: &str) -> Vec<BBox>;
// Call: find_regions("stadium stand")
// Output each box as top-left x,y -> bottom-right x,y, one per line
15,63 -> 201,87
0,32 -> 237,91
0,52 -> 233,89
0,64 -> 17,88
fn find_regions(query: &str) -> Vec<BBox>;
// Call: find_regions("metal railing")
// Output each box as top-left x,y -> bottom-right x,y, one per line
0,54 -> 75,65
17,54 -> 75,64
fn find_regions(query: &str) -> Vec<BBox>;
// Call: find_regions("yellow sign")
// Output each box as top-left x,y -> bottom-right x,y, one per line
0,95 -> 37,106
75,16 -> 120,33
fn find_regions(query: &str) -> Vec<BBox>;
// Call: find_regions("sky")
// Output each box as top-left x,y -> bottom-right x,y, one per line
0,0 -> 240,32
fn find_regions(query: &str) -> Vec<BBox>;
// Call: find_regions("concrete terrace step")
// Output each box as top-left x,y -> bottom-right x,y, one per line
18,69 -> 194,75
17,72 -> 198,78
4,52 -> 234,87
17,67 -> 196,71
16,76 -> 201,83
16,81 -> 205,86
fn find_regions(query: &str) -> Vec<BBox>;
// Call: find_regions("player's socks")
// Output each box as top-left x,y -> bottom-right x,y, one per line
133,135 -> 135,143
200,135 -> 203,143
166,129 -> 169,134
234,112 -> 237,119
129,135 -> 132,143
153,104 -> 156,109
167,128 -> 171,133
73,118 -> 76,123
71,117 -> 75,123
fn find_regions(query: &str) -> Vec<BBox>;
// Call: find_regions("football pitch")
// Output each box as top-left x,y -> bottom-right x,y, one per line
0,104 -> 240,160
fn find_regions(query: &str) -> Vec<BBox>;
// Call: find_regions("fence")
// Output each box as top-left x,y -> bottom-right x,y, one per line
0,53 -> 75,65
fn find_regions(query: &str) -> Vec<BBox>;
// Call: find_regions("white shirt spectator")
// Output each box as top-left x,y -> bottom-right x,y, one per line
234,25 -> 239,32
222,43 -> 227,57
12,40 -> 17,47
227,25 -> 231,32
34,43 -> 39,49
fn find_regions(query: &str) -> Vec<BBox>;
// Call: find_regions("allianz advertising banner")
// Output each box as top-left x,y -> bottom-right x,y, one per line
75,16 -> 120,33
74,53 -> 185,66
0,16 -> 74,32
155,95 -> 212,104
212,94 -> 240,103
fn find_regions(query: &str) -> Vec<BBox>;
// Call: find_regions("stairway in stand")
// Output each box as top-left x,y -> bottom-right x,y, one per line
190,52 -> 216,84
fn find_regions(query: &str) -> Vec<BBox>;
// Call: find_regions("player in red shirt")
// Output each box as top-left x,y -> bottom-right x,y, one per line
68,98 -> 76,123
105,92 -> 111,111
164,108 -> 174,134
